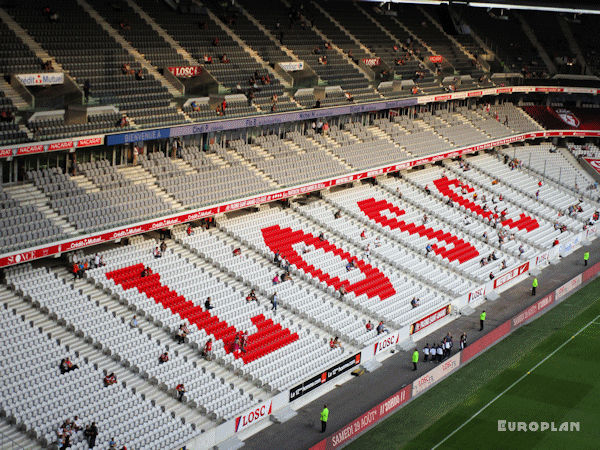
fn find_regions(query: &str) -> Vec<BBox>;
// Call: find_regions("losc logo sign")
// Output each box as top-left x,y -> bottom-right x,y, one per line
373,332 -> 399,356
234,401 -> 273,432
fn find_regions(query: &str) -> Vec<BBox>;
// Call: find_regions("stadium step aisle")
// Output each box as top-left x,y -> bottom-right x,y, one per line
173,225 -> 379,348
83,236 -> 350,394
218,205 -> 452,328
0,286 -> 203,449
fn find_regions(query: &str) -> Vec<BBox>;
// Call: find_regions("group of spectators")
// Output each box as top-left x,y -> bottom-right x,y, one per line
56,417 -> 102,449
71,253 -> 106,279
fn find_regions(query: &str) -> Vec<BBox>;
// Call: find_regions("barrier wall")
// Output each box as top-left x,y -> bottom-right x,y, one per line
309,260 -> 600,450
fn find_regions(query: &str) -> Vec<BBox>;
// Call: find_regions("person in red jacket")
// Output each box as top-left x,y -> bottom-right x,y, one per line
175,384 -> 186,401
202,339 -> 213,360
103,373 -> 117,386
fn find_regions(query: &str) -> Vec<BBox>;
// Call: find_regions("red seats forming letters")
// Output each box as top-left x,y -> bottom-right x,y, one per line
357,197 -> 479,263
261,225 -> 396,300
106,264 -> 298,363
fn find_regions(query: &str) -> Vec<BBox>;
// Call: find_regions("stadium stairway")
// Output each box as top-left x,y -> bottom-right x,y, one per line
304,134 -> 354,171
225,149 -> 280,188
2,183 -> 77,237
76,0 -> 183,100
309,0 -> 377,64
557,16 -> 589,75
515,12 -> 556,74
0,283 -> 214,433
123,0 -> 200,68
119,165 -> 186,211
418,6 -> 479,66
201,0 -> 294,95
0,78 -> 28,111
0,8 -> 64,74
0,418 -> 39,449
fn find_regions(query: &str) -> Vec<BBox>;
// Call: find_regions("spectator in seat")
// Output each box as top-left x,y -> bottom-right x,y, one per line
202,339 -> 213,360
203,54 -> 212,64
334,210 -> 341,219
175,383 -> 186,401
135,69 -> 145,81
489,271 -> 495,280
338,284 -> 347,300
220,54 -> 230,63
377,321 -> 389,335
120,21 -> 131,31
424,184 -> 431,195
233,248 -> 241,256
60,357 -> 78,374
318,233 -> 325,241
329,336 -> 342,350
186,224 -> 194,236
212,37 -> 219,46
272,273 -> 280,285
84,423 -> 98,448
159,351 -> 169,364
345,92 -> 353,102
119,114 -> 129,128
190,101 -> 200,112
365,320 -> 373,332
49,11 -> 59,22
553,238 -> 559,247
204,297 -> 214,310
130,315 -> 138,328
246,289 -> 258,303
175,325 -> 186,344
103,372 -> 117,387
425,243 -> 433,256
153,246 -> 162,258
121,63 -> 133,75
72,263 -> 79,280
411,297 -> 420,308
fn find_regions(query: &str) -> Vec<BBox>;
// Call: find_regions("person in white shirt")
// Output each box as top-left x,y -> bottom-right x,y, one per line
94,254 -> 100,268
422,344 -> 430,362
444,339 -> 451,356
436,345 -> 443,362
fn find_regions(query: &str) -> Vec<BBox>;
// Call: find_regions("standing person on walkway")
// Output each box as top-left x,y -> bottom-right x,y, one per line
320,404 -> 329,433
532,277 -> 538,296
422,343 -> 429,362
271,292 -> 278,312
584,251 -> 589,266
412,348 -> 419,370
480,310 -> 486,331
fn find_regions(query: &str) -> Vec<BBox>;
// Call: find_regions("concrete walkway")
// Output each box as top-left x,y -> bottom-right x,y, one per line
244,238 -> 600,450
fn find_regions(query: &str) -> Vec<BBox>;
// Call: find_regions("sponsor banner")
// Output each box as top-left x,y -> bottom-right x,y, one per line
429,55 -> 443,63
77,136 -> 104,147
555,274 -> 582,301
16,72 -> 64,86
48,141 -> 73,152
362,58 -> 381,67
583,158 -> 600,175
167,66 -> 202,77
462,320 -> 511,363
467,284 -> 487,303
311,385 -> 411,450
410,305 -> 451,335
583,261 -> 600,282
289,353 -> 361,402
279,61 -> 304,72
372,331 -> 401,356
412,353 -> 460,396
17,144 -> 44,156
493,261 -> 529,289
234,399 -> 273,433
512,292 -> 555,328
535,87 -> 564,93
0,148 -> 13,158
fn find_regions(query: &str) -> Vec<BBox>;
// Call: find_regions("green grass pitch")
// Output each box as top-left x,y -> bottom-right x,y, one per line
348,277 -> 600,450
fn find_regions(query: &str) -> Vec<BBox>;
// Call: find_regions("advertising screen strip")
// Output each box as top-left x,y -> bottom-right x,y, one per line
289,353 -> 361,402
410,305 -> 451,335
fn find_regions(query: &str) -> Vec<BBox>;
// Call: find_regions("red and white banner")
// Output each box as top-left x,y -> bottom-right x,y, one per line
584,158 -> 600,175
512,292 -> 555,328
0,136 -> 103,158
412,353 -> 459,396
372,331 -> 401,356
48,141 -> 73,152
17,144 -> 44,156
0,148 -> 13,158
362,58 -> 381,67
410,305 -> 451,335
555,273 -> 582,301
77,136 -> 104,147
468,284 -> 487,303
234,399 -> 273,432
167,66 -> 202,77
429,55 -> 443,63
311,385 -> 411,450
493,261 -> 529,289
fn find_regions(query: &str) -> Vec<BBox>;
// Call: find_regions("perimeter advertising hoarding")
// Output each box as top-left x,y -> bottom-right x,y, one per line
289,353 -> 361,402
